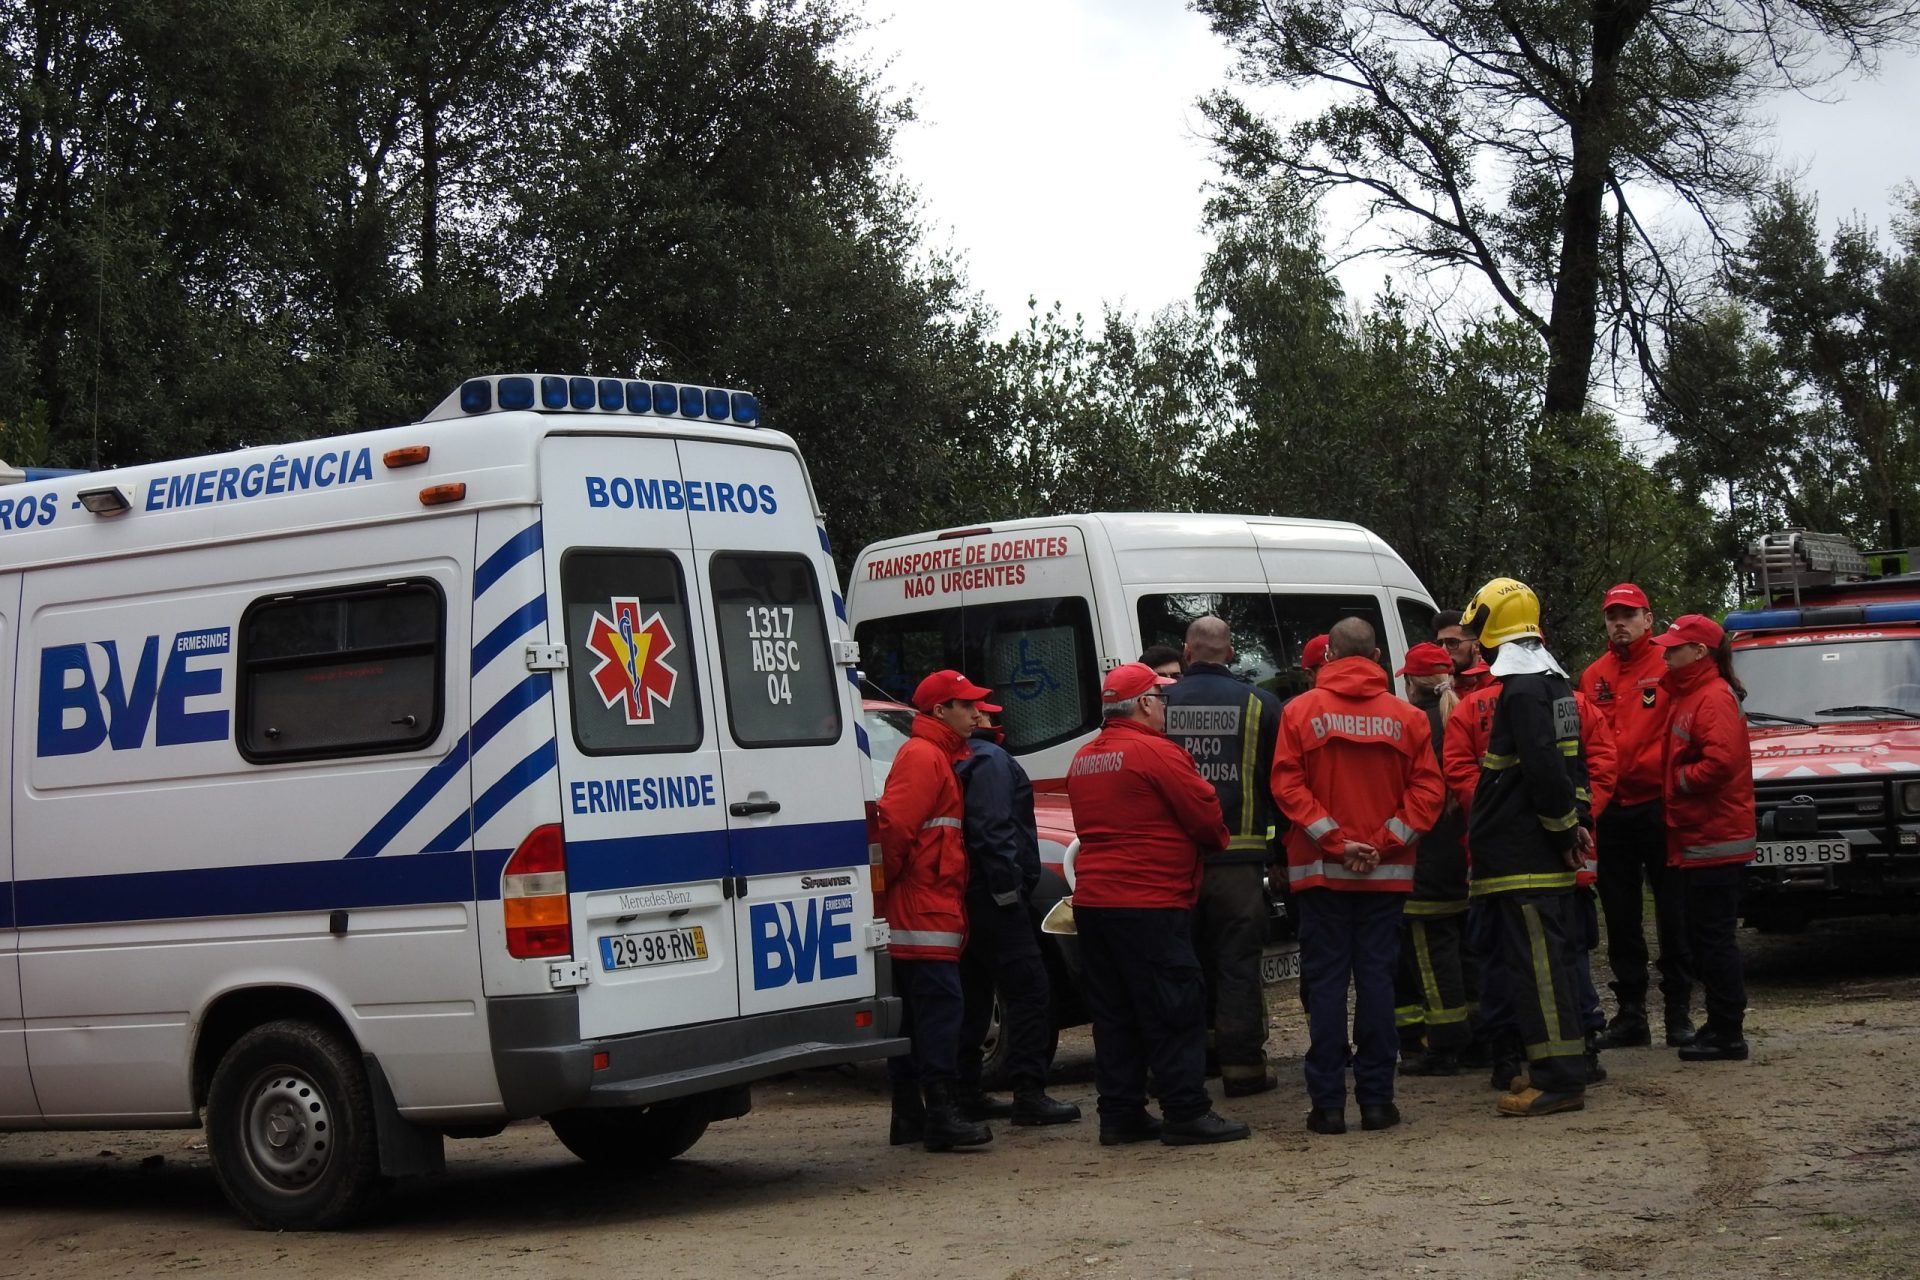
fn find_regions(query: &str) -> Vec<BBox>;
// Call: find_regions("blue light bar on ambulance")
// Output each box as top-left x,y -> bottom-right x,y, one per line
1725,601 -> 1920,632
424,373 -> 760,426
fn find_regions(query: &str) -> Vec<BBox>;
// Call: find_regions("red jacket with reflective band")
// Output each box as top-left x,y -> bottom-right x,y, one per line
1575,691 -> 1618,886
1660,660 -> 1757,869
1271,656 -> 1445,893
1067,718 -> 1229,909
1579,634 -> 1670,806
876,715 -> 971,960
1444,681 -> 1500,814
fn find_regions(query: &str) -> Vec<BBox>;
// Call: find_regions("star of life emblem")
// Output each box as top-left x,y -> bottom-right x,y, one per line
584,598 -> 678,724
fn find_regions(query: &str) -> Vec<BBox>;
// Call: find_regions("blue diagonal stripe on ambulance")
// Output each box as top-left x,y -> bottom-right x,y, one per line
343,733 -> 473,859
473,596 -> 546,672
475,521 -> 543,597
420,738 -> 558,854
343,677 -> 548,860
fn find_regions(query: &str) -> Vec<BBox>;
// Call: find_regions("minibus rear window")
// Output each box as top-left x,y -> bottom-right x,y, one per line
1136,592 -> 1387,699
238,580 -> 444,762
855,596 -> 1101,754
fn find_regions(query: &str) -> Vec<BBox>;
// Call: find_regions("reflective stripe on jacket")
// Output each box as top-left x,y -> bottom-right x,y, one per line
1467,668 -> 1591,895
1579,634 -> 1670,806
1271,656 -> 1445,893
1164,662 -> 1284,863
1660,659 -> 1757,869
1067,718 -> 1229,909
876,715 -> 971,960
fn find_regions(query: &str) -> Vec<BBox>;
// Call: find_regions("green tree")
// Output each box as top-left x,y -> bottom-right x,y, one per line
1655,184 -> 1920,556
1194,0 -> 1920,421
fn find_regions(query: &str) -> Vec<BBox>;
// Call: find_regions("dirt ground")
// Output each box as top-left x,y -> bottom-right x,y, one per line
4,916 -> 1918,1280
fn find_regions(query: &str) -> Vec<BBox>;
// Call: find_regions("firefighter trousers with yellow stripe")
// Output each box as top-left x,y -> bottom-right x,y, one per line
1398,902 -> 1476,1053
1489,890 -> 1587,1094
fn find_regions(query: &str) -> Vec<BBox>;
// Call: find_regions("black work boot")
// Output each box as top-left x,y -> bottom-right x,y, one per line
920,1082 -> 993,1152
1593,1002 -> 1652,1050
888,1079 -> 925,1147
1677,1025 -> 1749,1062
1221,1067 -> 1279,1098
1160,1110 -> 1252,1145
1585,1036 -> 1608,1086
1400,1047 -> 1461,1077
1011,1088 -> 1081,1126
1664,1000 -> 1697,1047
1098,1111 -> 1162,1146
953,1084 -> 1015,1121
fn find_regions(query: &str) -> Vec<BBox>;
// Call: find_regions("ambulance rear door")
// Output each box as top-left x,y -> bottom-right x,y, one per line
677,439 -> 877,1018
540,434 -> 739,1038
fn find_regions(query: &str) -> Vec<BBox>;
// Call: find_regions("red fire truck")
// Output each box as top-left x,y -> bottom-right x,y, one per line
1725,531 -> 1920,931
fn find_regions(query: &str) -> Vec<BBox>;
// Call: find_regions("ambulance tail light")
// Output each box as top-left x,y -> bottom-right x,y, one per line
866,800 -> 885,901
504,823 -> 572,958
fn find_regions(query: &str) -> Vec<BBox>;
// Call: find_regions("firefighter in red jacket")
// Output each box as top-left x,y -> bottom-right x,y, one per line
876,669 -> 994,1153
1579,582 -> 1696,1049
1271,618 -> 1444,1135
1652,615 -> 1756,1062
1067,662 -> 1250,1147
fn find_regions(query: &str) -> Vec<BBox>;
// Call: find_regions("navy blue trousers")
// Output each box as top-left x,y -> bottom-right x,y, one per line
1074,906 -> 1212,1124
1296,889 -> 1401,1110
1682,864 -> 1747,1036
958,888 -> 1055,1091
887,958 -> 965,1087
1575,887 -> 1605,1037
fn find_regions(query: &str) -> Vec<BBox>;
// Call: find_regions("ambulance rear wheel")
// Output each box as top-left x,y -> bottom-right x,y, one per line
548,1102 -> 710,1168
205,1019 -> 384,1230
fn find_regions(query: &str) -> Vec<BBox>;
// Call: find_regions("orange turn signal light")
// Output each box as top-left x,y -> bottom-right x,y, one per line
383,445 -> 431,468
419,482 -> 467,506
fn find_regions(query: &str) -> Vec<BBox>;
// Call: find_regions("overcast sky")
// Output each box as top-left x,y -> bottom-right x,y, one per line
854,2 -> 1920,334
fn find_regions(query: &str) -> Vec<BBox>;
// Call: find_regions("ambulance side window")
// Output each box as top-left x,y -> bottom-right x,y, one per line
238,580 -> 444,762
560,550 -> 703,756
708,553 -> 842,748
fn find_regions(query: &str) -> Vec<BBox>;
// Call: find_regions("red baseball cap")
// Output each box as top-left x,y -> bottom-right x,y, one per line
912,669 -> 993,712
1396,642 -> 1453,676
1301,634 -> 1330,670
1102,661 -> 1176,703
1602,582 -> 1650,611
1650,614 -> 1724,649
977,701 -> 1003,715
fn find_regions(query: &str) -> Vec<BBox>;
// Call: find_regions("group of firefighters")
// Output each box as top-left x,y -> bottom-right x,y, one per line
874,577 -> 1758,1151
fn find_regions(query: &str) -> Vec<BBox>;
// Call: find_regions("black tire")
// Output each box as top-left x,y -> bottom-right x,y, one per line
547,1102 -> 710,1168
979,984 -> 1062,1091
205,1019 -> 385,1230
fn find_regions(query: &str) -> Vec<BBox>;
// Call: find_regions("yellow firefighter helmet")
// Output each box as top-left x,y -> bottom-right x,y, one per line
1462,578 -> 1544,649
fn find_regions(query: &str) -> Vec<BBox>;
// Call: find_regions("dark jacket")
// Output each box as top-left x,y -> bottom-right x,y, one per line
1467,667 -> 1591,895
1164,661 -> 1284,863
1407,696 -> 1469,912
956,730 -> 1042,904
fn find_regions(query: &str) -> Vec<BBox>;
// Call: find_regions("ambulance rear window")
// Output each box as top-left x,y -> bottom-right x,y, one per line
708,553 -> 842,748
560,550 -> 703,755
238,580 -> 444,762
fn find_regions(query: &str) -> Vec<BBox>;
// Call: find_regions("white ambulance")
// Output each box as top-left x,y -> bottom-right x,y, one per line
0,374 -> 902,1229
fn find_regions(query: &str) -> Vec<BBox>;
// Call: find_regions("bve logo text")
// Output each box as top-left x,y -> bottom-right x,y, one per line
37,627 -> 231,757
750,894 -> 857,990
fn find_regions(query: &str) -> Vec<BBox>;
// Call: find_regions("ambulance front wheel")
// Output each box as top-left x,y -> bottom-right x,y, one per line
547,1101 -> 710,1168
205,1019 -> 385,1230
